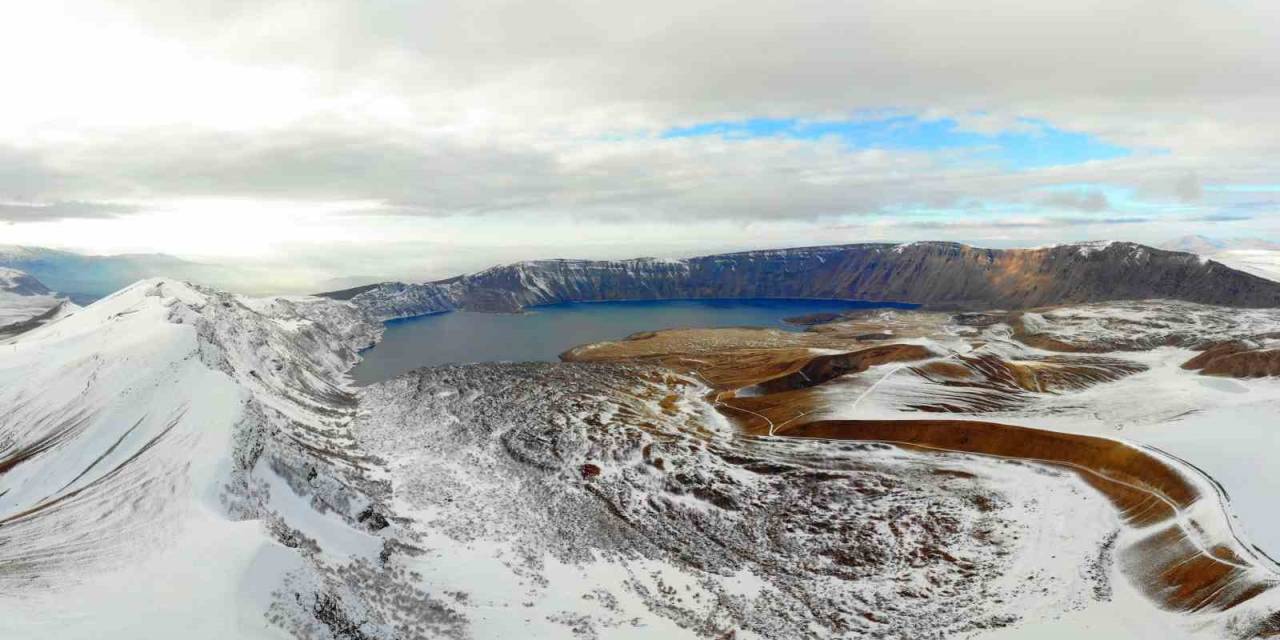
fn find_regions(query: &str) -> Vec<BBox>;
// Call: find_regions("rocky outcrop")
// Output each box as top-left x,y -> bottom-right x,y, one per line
326,241 -> 1280,320
1184,341 -> 1280,378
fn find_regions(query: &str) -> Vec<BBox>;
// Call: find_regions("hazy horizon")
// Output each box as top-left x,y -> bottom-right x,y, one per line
3,1 -> 1279,291
7,233 -> 1277,297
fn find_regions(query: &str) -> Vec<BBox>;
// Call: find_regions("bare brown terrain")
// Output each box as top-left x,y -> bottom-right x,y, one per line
779,420 -> 1279,624
1183,342 -> 1280,378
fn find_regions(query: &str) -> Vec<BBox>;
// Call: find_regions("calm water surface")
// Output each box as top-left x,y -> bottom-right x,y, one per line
350,298 -> 909,385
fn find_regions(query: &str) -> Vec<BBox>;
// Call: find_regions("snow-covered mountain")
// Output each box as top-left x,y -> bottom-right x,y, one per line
0,267 -> 78,337
0,279 -> 393,638
0,266 -> 52,296
325,241 -> 1280,320
0,245 -> 255,303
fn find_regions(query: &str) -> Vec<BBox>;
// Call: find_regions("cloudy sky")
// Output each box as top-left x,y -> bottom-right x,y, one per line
2,0 -> 1278,289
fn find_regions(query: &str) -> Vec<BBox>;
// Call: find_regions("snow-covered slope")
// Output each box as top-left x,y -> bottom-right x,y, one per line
5,277 -> 1278,638
356,362 -> 1164,638
329,241 -> 1280,320
0,276 -> 1111,638
562,300 -> 1280,638
0,267 -> 78,337
0,279 -> 410,639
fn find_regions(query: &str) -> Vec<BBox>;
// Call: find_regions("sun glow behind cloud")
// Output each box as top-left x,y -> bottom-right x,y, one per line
0,0 -> 1277,291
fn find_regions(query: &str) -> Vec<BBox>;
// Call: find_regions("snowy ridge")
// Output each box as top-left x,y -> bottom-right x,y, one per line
0,279 -> 427,638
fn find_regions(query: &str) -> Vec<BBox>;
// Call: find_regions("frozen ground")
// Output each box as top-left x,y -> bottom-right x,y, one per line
845,303 -> 1280,561
567,299 -> 1280,637
356,362 -> 1151,638
1,283 -> 1276,638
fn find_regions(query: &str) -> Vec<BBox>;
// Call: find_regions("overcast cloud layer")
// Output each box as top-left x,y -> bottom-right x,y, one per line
1,0 -> 1277,289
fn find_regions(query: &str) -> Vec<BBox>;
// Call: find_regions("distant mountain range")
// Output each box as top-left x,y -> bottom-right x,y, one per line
0,245 -> 248,303
0,267 -> 78,337
1160,235 -> 1280,254
323,241 -> 1280,320
1160,235 -> 1280,283
0,266 -> 52,297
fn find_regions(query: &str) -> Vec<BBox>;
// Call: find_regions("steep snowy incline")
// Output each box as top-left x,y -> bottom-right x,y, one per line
329,242 -> 1280,320
0,279 -> 442,639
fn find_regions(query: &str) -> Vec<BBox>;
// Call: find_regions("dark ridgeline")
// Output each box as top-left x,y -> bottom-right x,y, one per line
321,241 -> 1280,319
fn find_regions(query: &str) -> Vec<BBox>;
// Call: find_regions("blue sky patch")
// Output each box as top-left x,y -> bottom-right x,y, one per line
661,115 -> 1131,169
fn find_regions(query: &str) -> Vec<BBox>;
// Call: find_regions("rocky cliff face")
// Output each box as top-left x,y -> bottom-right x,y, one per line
329,241 -> 1280,320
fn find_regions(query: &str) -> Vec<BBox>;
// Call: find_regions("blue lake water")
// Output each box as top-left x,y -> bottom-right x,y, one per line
350,298 -> 911,385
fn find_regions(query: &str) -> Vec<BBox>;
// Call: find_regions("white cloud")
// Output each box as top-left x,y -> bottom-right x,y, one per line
0,0 -> 1277,289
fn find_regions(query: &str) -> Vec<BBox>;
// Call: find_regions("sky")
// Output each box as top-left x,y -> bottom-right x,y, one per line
1,0 -> 1278,290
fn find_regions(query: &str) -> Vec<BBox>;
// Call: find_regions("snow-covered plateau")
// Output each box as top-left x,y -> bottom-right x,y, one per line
2,278 -> 1279,639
